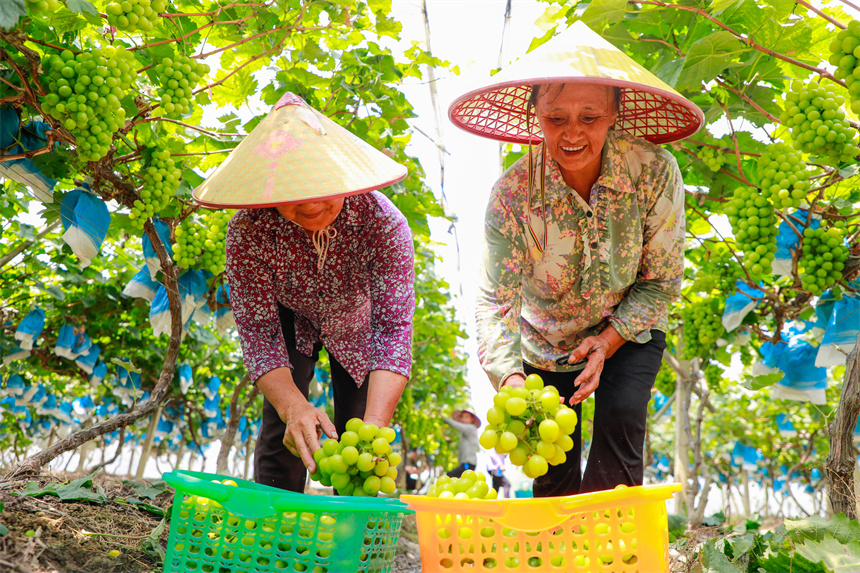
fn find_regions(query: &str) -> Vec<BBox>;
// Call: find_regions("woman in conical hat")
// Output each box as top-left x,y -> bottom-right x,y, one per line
450,21 -> 702,497
194,93 -> 415,493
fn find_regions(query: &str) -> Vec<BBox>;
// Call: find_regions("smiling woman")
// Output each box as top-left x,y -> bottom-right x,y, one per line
448,21 -> 703,498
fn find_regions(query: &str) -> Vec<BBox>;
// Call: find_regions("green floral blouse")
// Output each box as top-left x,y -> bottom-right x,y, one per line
476,130 -> 685,389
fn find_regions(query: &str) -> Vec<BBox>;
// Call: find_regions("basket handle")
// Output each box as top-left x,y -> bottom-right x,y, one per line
557,484 -> 682,513
162,471 -> 230,502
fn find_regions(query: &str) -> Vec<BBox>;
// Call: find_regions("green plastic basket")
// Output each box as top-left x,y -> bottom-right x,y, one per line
162,470 -> 412,573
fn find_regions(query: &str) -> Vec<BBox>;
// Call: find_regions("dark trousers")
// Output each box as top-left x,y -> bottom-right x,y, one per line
254,305 -> 369,492
529,330 -> 666,497
446,462 -> 477,478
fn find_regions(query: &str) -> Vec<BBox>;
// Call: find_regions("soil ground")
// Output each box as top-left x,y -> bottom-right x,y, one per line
0,471 -> 423,573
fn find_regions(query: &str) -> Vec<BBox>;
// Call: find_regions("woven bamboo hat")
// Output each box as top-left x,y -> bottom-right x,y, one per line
449,21 -> 703,145
193,93 -> 408,208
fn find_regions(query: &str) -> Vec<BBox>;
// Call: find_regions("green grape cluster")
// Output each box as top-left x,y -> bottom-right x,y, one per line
696,145 -> 725,172
680,298 -> 725,359
780,83 -> 859,164
426,471 -> 497,500
829,20 -> 860,114
41,47 -> 136,162
480,374 -> 577,479
756,142 -> 811,210
309,418 -> 401,496
130,149 -> 180,227
154,55 -> 209,116
799,226 -> 849,295
26,0 -> 62,13
173,210 -> 233,273
724,186 -> 778,278
106,0 -> 168,33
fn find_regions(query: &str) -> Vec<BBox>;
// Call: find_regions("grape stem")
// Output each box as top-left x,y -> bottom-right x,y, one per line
23,37 -> 79,54
139,117 -> 245,139
794,0 -> 846,28
713,77 -> 780,124
711,89 -> 754,186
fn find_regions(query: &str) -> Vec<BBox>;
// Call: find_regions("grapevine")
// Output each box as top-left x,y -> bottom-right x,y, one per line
154,55 -> 210,117
41,47 -> 136,163
724,186 -> 778,278
26,0 -> 61,13
780,82 -> 859,164
756,142 -> 811,211
106,0 -> 168,33
480,374 -> 577,479
798,226 -> 849,296
829,20 -> 860,114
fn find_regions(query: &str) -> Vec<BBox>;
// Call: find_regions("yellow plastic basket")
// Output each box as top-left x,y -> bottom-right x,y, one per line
402,483 -> 680,572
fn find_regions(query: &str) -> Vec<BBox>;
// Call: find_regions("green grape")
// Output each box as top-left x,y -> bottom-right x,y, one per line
724,186 -> 778,278
828,20 -> 860,114
106,0 -> 169,33
41,46 -> 136,162
426,472 -> 495,500
798,226 -> 849,296
481,374 -> 576,478
680,297 -> 725,359
696,145 -> 725,172
130,149 -> 182,228
756,142 -> 812,211
308,417 -> 400,496
25,0 -> 61,13
153,54 -> 210,117
779,82 -> 860,165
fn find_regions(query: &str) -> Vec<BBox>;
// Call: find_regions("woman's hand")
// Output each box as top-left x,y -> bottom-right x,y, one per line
280,401 -> 337,474
563,326 -> 625,405
501,373 -> 526,389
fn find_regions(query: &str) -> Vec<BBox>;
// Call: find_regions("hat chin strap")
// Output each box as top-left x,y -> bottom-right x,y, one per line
312,226 -> 337,270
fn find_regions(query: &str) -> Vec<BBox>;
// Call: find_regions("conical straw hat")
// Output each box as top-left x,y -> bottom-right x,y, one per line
193,93 -> 408,208
449,20 -> 703,145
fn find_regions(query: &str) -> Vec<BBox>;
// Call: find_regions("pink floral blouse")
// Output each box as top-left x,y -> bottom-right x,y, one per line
225,191 -> 415,385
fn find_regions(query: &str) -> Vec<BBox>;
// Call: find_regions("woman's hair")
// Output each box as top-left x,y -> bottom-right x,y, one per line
528,83 -> 621,114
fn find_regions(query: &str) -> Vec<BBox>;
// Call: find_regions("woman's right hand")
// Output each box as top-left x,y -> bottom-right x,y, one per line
280,401 -> 337,474
501,373 -> 526,389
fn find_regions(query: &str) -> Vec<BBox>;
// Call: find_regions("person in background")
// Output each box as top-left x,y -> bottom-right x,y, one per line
487,450 -> 511,498
448,22 -> 702,497
194,93 -> 415,493
443,409 -> 481,478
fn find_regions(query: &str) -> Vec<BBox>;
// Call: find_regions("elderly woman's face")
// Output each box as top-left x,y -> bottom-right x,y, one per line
535,84 -> 617,187
276,198 -> 345,231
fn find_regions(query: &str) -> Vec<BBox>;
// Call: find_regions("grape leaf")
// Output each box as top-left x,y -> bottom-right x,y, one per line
676,32 -> 749,90
784,514 -> 860,546
702,540 -> 743,572
581,0 -> 629,28
750,372 -> 783,390
0,0 -> 25,31
759,549 -> 828,573
65,0 -> 98,15
22,473 -> 107,503
795,535 -> 860,572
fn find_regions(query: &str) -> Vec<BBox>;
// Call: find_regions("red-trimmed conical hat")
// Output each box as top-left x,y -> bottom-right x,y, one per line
449,21 -> 703,144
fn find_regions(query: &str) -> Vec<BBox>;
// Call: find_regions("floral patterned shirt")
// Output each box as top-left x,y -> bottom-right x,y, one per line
476,130 -> 685,389
226,191 -> 415,385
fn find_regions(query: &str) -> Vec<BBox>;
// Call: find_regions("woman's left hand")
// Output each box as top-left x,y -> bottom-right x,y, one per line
563,336 -> 609,405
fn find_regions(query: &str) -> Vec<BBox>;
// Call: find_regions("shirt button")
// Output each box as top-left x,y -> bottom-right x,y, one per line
586,210 -> 593,217
317,290 -> 324,297
591,241 -> 599,249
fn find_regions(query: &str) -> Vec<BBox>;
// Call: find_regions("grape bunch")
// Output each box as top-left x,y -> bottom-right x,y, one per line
130,149 -> 181,227
724,186 -> 778,278
756,142 -> 811,211
780,82 -> 859,164
154,55 -> 209,117
173,210 -> 233,273
799,226 -> 849,295
829,20 -> 860,114
106,0 -> 168,33
480,374 -> 577,479
41,47 -> 136,162
680,298 -> 725,359
426,471 -> 497,500
310,418 -> 402,497
26,0 -> 61,13
696,145 -> 725,172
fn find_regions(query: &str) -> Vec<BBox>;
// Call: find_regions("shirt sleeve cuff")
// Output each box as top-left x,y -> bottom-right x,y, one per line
248,358 -> 293,384
368,357 -> 412,379
608,316 -> 653,344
